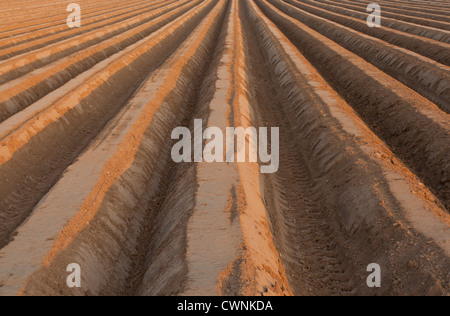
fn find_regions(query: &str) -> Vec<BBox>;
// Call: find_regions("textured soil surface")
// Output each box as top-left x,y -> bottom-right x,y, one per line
0,0 -> 449,296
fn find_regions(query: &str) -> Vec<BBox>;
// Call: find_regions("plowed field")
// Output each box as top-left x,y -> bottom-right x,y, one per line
0,0 -> 449,296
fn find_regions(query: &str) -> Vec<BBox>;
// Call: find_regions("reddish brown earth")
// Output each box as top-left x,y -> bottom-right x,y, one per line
0,0 -> 448,296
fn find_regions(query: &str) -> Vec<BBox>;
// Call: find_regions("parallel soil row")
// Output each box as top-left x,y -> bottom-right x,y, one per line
292,0 -> 450,43
0,0 -> 448,296
0,0 -> 154,36
282,0 -> 450,65
0,0 -> 202,122
0,0 -> 178,58
349,0 -> 450,17
271,0 -> 450,112
256,0 -> 450,211
0,0 -> 192,84
0,0 -> 216,247
327,0 -> 450,23
310,0 -> 450,30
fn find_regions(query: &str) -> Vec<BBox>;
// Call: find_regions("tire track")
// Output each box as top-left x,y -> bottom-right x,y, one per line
0,0 -> 448,297
246,0 -> 450,295
255,0 -> 450,211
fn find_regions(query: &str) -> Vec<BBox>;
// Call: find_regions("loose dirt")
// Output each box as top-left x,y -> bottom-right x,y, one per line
0,0 -> 448,296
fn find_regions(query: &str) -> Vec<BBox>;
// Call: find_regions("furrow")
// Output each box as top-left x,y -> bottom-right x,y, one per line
351,0 -> 450,16
0,0 -> 176,57
255,0 -> 450,214
0,0 -> 217,249
0,0 -> 227,296
0,0 -> 202,123
312,0 -> 450,30
335,0 -> 450,22
0,0 -> 149,38
245,0 -> 450,295
282,0 -> 450,66
0,0 -> 197,85
293,0 -> 450,43
271,0 -> 450,112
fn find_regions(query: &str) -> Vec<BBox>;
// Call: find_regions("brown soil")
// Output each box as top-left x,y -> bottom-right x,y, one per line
0,0 -> 448,296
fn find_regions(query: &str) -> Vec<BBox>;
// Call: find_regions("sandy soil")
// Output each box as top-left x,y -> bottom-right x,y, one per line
0,0 -> 449,296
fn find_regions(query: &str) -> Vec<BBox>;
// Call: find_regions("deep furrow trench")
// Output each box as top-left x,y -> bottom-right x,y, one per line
0,0 -> 449,297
